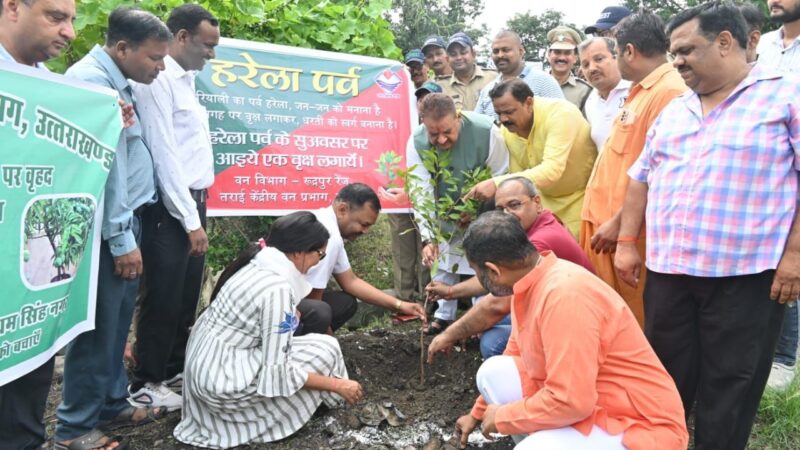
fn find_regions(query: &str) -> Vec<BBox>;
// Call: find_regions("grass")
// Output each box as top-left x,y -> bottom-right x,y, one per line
748,369 -> 800,449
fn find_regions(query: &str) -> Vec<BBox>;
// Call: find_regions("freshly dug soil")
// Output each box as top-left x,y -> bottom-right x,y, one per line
45,323 -> 514,450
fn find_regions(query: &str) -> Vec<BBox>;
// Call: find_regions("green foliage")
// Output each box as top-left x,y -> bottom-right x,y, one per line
375,150 -> 404,188
24,198 -> 95,278
401,146 -> 492,275
48,0 -> 401,73
387,0 -> 487,53
205,216 -> 274,271
506,9 -> 581,62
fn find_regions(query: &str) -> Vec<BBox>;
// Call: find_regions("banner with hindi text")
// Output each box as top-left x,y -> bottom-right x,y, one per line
198,38 -> 415,215
0,61 -> 121,385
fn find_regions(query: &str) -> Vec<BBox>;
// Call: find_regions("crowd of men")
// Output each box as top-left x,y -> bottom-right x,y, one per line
1,0 -> 799,449
396,1 -> 800,449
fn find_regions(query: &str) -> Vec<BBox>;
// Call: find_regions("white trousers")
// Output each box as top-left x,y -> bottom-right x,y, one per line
476,356 -> 627,450
432,271 -> 478,321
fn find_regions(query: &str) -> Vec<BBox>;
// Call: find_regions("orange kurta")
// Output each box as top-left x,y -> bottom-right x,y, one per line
579,63 -> 687,327
471,253 -> 688,450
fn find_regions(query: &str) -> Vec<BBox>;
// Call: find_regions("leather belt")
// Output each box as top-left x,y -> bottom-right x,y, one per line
190,189 -> 207,203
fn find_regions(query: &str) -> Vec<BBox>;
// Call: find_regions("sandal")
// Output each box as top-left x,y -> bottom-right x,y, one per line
55,429 -> 129,450
99,405 -> 167,431
425,318 -> 452,336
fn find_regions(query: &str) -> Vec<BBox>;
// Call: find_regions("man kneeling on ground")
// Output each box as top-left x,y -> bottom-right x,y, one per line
452,212 -> 687,450
426,177 -> 593,358
299,183 -> 426,335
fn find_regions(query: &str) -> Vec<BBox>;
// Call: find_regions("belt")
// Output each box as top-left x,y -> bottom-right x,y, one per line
190,189 -> 207,203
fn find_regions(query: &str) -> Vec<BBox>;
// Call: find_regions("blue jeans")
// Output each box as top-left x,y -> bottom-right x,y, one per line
480,315 -> 512,359
55,217 -> 142,441
774,302 -> 798,366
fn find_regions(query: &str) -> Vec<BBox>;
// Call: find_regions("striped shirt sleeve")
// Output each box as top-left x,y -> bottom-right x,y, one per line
256,285 -> 309,397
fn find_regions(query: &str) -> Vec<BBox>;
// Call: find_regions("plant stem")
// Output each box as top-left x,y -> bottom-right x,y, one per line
420,295 -> 429,387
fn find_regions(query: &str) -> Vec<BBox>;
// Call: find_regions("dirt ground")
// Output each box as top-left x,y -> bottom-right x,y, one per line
45,322 -> 514,450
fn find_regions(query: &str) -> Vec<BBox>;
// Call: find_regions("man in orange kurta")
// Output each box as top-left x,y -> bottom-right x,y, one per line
454,212 -> 687,450
579,12 -> 687,327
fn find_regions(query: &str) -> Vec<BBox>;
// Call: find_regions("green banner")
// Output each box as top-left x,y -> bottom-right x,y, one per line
0,61 -> 121,385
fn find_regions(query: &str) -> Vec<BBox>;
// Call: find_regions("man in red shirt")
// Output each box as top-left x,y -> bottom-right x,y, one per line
453,212 -> 687,450
427,176 -> 593,358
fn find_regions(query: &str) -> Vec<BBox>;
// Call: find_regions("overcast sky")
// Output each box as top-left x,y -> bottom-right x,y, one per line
476,0 -> 616,35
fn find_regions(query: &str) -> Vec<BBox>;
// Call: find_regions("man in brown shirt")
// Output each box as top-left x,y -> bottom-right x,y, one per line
439,32 -> 497,111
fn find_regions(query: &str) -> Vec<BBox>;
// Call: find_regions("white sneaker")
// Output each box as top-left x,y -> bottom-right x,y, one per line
766,362 -> 796,391
128,381 -> 182,410
164,372 -> 183,394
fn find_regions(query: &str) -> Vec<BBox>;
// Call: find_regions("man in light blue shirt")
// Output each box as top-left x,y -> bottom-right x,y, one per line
475,30 -> 564,120
55,7 -> 172,449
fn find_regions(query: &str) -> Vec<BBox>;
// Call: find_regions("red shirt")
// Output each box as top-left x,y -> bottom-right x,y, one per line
527,210 -> 594,273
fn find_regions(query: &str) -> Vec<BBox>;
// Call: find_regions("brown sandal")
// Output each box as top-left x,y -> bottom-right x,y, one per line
54,429 -> 129,450
99,405 -> 167,431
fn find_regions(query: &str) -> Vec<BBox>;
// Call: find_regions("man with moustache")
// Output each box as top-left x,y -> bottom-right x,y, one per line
578,37 -> 631,150
579,13 -> 687,328
546,26 -> 592,115
440,32 -> 497,111
451,212 -> 687,450
615,3 -> 800,447
422,35 -> 453,79
469,79 -> 596,238
0,2 -> 78,447
758,0 -> 800,391
475,30 -> 564,121
404,48 -> 429,89
56,7 -> 172,449
128,4 -> 220,410
406,93 -> 509,335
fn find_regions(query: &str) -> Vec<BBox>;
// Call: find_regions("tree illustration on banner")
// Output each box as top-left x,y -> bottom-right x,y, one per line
23,197 -> 95,285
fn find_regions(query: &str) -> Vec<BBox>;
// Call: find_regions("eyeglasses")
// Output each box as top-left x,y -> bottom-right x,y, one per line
496,197 -> 533,213
316,249 -> 326,261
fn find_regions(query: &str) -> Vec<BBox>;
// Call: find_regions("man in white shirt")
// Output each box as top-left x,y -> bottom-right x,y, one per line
301,183 -> 427,335
129,4 -> 220,409
0,2 -> 76,447
578,37 -> 630,151
758,0 -> 800,391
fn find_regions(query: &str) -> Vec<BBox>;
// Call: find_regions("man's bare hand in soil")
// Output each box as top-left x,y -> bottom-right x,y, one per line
454,413 -> 480,449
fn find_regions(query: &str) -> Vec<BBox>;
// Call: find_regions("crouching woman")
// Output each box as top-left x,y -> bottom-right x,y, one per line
174,211 -> 362,449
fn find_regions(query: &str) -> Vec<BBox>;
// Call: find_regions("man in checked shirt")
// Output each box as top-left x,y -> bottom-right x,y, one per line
615,3 -> 800,449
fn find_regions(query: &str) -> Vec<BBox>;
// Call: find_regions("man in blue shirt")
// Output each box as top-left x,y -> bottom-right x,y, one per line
474,31 -> 564,120
56,7 -> 171,449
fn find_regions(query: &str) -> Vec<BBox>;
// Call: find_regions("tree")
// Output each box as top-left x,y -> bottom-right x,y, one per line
622,0 -> 779,33
386,0 -> 487,53
48,0 -> 401,73
506,9 -> 581,62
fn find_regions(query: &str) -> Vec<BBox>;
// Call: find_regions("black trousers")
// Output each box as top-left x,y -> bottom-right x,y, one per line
132,197 -> 206,388
0,357 -> 54,449
295,291 -> 358,336
644,270 -> 785,450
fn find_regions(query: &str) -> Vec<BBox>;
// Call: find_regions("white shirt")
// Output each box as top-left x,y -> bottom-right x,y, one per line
584,79 -> 631,152
305,207 -> 351,289
0,42 -> 47,69
405,123 -> 509,275
132,55 -> 214,232
758,28 -> 800,73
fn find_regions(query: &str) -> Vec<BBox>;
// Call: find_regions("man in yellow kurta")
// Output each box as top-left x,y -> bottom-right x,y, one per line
469,78 -> 596,238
